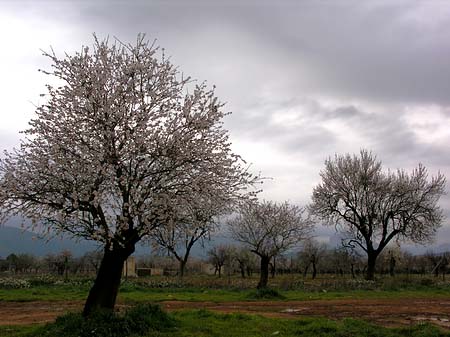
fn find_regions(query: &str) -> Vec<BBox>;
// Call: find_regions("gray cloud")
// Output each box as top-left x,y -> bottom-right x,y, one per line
1,0 -> 450,247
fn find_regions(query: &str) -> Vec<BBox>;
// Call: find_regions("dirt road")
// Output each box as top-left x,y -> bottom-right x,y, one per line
1,298 -> 449,329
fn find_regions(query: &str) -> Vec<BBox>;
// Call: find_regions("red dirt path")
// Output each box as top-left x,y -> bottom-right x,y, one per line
1,298 -> 450,329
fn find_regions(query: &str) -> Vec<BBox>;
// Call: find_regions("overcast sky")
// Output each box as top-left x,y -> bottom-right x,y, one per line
1,0 -> 450,250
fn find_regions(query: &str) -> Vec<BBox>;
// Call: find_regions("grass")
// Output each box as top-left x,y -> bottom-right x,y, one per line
1,309 -> 449,337
1,280 -> 450,304
2,274 -> 450,336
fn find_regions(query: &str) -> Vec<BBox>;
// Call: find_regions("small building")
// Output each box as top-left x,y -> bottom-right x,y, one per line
136,267 -> 164,277
123,256 -> 137,278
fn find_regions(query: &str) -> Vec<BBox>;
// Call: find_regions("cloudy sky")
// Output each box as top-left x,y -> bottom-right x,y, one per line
1,0 -> 450,250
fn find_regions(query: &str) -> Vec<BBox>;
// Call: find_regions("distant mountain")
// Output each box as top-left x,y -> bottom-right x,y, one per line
0,223 -> 234,259
0,226 -> 100,258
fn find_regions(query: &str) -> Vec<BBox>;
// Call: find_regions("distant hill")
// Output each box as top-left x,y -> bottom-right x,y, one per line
0,225 -> 101,258
0,223 -> 233,259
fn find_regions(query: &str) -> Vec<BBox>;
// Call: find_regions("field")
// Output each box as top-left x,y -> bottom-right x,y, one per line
1,274 -> 450,336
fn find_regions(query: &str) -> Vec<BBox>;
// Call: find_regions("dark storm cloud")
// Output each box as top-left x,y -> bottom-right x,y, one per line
5,1 -> 450,105
64,0 -> 450,106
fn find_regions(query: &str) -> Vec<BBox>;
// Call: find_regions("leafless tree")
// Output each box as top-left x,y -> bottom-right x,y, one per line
0,35 -> 259,315
149,195 -> 225,277
82,250 -> 103,274
298,239 -> 327,279
326,247 -> 362,277
6,253 -> 37,273
310,150 -> 446,280
425,250 -> 449,278
234,246 -> 256,278
229,200 -> 312,289
207,245 -> 232,277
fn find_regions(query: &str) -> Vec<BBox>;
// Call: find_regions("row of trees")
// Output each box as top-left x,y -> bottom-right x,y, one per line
206,244 -> 450,280
148,152 -> 445,288
0,35 -> 446,317
3,245 -> 449,281
0,250 -> 102,276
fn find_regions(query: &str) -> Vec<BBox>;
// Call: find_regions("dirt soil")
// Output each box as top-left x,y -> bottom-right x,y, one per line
1,298 -> 450,329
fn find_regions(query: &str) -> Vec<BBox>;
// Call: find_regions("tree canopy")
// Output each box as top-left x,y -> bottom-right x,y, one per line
229,200 -> 312,288
310,150 -> 446,280
0,34 -> 259,314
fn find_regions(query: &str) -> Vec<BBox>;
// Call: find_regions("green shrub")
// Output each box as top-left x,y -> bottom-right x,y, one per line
246,287 -> 285,299
29,304 -> 173,337
125,303 -> 174,333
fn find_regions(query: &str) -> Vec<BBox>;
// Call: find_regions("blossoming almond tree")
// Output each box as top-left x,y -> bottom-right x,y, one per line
0,35 -> 259,315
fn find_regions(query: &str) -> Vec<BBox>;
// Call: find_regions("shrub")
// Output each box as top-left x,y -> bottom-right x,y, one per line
246,288 -> 285,299
30,304 -> 173,337
125,303 -> 174,333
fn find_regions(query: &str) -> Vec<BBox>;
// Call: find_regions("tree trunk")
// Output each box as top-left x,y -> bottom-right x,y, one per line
312,261 -> 317,279
389,255 -> 396,277
83,245 -> 133,316
366,253 -> 377,281
239,262 -> 246,278
179,260 -> 186,278
271,256 -> 276,278
303,264 -> 309,278
257,255 -> 270,289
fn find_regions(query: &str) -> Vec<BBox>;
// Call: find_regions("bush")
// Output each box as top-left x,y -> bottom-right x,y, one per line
246,287 -> 285,299
30,304 -> 173,337
125,303 -> 174,333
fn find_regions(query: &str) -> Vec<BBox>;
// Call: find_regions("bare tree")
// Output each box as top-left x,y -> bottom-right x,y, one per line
207,245 -> 231,277
82,250 -> 103,274
325,247 -> 361,277
150,195 -> 225,278
7,253 -> 37,273
0,35 -> 258,315
425,250 -> 449,278
310,150 -> 446,280
298,239 -> 327,279
234,246 -> 256,278
229,200 -> 312,289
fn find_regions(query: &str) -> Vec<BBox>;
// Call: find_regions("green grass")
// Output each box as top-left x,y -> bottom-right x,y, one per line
1,284 -> 450,304
2,275 -> 450,336
0,284 -> 89,302
2,310 -> 449,337
1,274 -> 450,305
0,325 -> 40,337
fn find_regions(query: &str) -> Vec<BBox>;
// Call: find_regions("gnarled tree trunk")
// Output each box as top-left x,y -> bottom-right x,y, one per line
257,255 -> 270,289
366,252 -> 377,281
312,260 -> 317,279
179,259 -> 187,278
83,243 -> 135,316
